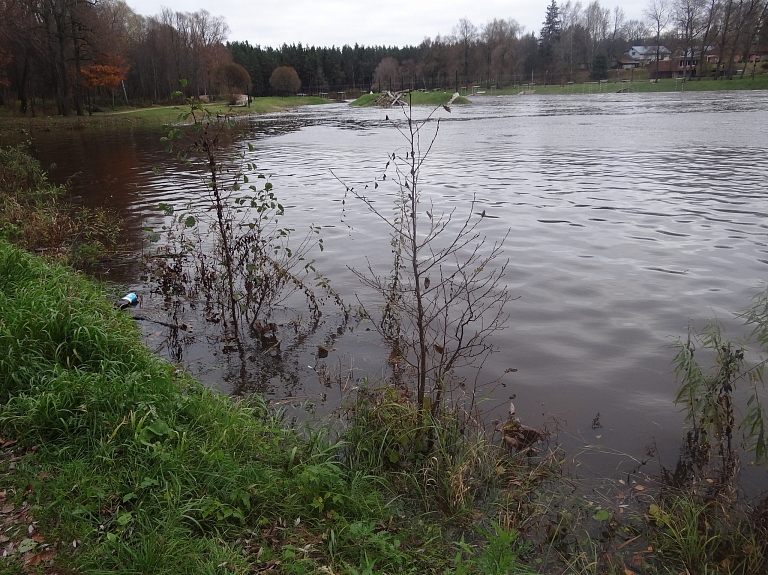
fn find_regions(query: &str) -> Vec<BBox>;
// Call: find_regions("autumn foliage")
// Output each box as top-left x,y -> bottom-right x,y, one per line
81,62 -> 129,92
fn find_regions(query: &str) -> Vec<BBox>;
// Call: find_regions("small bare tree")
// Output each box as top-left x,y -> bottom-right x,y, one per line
336,99 -> 512,420
152,82 -> 339,357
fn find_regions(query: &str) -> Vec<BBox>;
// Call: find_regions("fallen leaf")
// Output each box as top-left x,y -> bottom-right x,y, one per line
24,484 -> 34,496
1,440 -> 18,449
1,504 -> 14,514
17,538 -> 37,553
624,569 -> 635,575
596,435 -> 602,439
32,533 -> 45,543
633,554 -> 643,566
26,549 -> 57,566
37,472 -> 51,481
634,485 -> 645,491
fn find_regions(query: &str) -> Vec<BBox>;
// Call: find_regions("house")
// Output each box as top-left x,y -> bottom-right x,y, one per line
624,45 -> 671,65
650,57 -> 702,78
615,55 -> 641,69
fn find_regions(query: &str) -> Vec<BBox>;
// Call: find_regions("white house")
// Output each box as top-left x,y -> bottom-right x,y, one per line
624,45 -> 672,64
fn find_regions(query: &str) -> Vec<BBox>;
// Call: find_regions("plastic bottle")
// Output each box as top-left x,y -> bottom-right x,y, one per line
118,293 -> 138,309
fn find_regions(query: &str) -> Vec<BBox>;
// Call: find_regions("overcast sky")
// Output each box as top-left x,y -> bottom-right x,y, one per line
126,0 -> 648,48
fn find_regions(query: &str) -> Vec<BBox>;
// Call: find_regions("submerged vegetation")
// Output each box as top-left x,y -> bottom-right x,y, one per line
0,144 -> 122,268
0,239 -> 562,574
0,97 -> 331,135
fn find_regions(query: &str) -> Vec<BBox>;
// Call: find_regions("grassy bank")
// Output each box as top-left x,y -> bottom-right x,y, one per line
350,91 -> 470,107
0,240 -> 561,574
476,74 -> 768,96
0,96 -> 330,135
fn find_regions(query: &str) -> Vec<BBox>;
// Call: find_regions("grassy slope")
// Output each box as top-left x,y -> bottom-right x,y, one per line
489,74 -> 768,96
0,241 -> 388,573
0,97 -> 331,133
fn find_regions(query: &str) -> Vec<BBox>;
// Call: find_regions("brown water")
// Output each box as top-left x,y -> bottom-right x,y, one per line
15,91 -> 768,486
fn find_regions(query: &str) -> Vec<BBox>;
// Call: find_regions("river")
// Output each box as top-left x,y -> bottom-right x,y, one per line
16,91 -> 768,487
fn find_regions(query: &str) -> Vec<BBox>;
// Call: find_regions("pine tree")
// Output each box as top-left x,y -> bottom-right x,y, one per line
540,0 -> 562,56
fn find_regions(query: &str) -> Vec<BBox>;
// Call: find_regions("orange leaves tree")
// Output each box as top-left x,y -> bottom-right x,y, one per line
80,59 -> 129,110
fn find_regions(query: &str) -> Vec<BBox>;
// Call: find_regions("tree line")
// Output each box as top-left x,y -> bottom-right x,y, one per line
1,0 -> 766,116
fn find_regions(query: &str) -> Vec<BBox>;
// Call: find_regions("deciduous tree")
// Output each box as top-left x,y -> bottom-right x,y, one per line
269,65 -> 300,95
216,61 -> 250,102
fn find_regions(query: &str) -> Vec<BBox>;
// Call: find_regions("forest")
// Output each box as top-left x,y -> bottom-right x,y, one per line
1,0 -> 766,115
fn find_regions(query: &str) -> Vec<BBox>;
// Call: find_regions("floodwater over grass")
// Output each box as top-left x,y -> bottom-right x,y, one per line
16,90 -> 768,491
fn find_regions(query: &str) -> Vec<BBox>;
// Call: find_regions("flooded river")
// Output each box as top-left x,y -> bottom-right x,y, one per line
17,91 -> 768,485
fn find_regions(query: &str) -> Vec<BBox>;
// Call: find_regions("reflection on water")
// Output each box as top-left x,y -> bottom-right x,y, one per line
17,91 -> 768,485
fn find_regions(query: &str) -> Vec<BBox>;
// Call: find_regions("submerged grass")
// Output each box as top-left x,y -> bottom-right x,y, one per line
0,145 -> 122,268
350,91 -> 470,107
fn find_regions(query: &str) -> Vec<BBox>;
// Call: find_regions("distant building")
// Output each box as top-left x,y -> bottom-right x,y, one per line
615,55 -> 641,69
624,45 -> 672,65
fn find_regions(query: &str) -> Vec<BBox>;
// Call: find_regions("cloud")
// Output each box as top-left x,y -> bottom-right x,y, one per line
126,0 -> 647,48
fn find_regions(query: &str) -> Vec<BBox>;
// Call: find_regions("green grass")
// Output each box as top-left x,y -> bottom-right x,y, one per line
482,73 -> 768,96
0,241 -> 386,573
350,91 -> 470,107
0,96 -> 331,133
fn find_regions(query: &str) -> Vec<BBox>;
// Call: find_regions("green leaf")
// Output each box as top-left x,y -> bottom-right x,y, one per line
117,511 -> 133,526
592,509 -> 610,521
139,477 -> 159,489
179,79 -> 187,87
17,538 -> 37,553
146,420 -> 171,436
184,216 -> 196,228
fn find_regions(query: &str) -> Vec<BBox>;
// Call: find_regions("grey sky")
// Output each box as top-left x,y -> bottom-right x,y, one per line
126,0 -> 648,48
